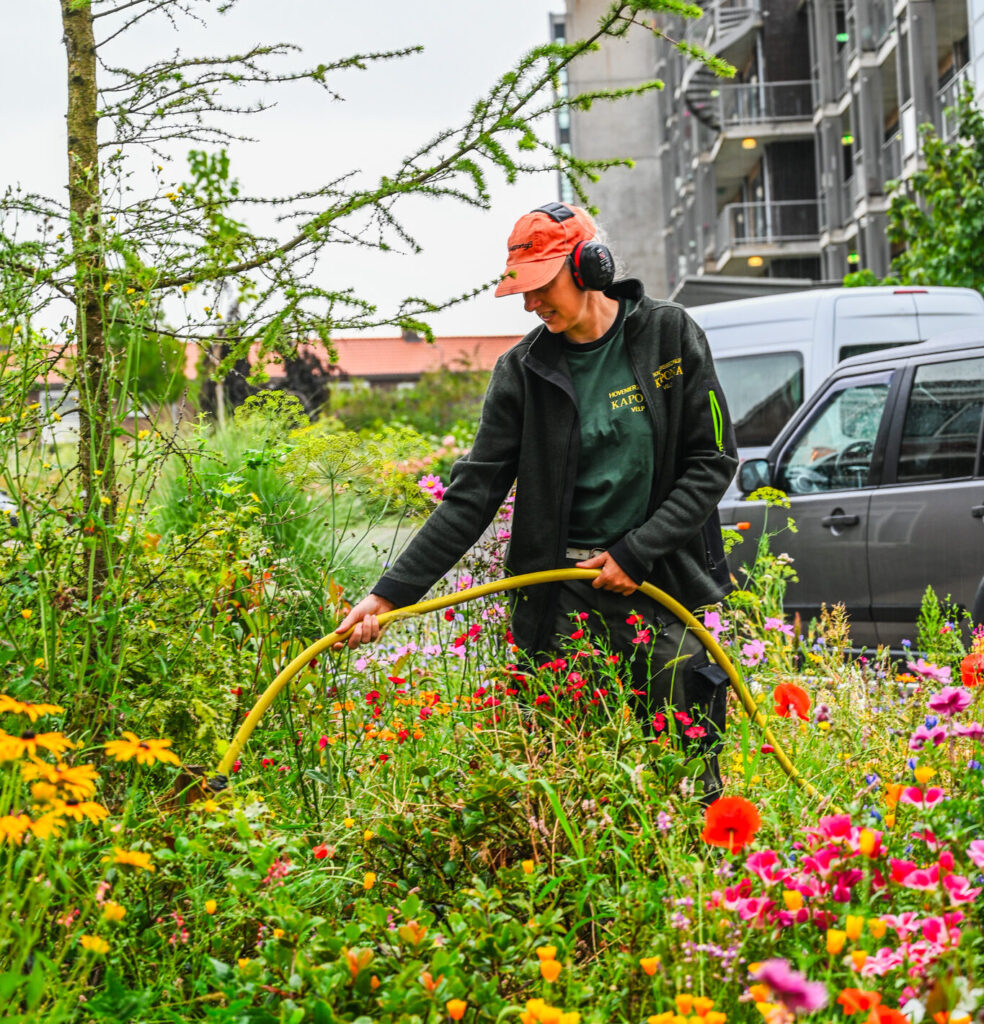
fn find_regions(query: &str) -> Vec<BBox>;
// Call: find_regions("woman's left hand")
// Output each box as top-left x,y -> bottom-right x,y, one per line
576,551 -> 638,595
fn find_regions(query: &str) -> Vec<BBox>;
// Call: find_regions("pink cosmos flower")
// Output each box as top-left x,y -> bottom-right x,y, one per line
909,723 -> 948,750
764,616 -> 794,637
751,959 -> 827,1013
703,609 -> 730,640
954,722 -> 984,740
966,839 -> 984,869
907,658 -> 952,684
927,686 -> 972,717
741,638 -> 766,666
900,786 -> 945,809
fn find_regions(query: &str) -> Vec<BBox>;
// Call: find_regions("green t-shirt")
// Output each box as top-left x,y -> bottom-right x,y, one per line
564,300 -> 654,548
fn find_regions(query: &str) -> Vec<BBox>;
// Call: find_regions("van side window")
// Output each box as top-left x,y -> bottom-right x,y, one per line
714,352 -> 803,448
896,357 -> 984,483
777,378 -> 891,494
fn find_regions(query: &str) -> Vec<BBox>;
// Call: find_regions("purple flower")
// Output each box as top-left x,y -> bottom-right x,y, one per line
751,959 -> 827,1013
741,638 -> 767,667
657,811 -> 673,833
907,659 -> 952,685
927,686 -> 972,717
814,703 -> 831,723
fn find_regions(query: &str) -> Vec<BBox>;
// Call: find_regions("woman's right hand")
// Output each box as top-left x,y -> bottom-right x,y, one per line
333,593 -> 396,650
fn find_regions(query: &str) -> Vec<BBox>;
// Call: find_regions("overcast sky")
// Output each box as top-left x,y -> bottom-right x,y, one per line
1,0 -> 577,339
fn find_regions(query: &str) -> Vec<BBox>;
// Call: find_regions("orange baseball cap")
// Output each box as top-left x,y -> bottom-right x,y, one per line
494,203 -> 596,297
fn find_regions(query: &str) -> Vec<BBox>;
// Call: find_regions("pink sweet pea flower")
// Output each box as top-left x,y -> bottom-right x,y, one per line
928,686 -> 972,717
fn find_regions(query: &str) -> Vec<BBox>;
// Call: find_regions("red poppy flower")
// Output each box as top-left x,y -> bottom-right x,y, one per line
836,989 -> 881,1015
626,614 -> 643,625
960,652 -> 984,686
773,682 -> 811,720
569,629 -> 585,640
444,608 -> 456,621
534,694 -> 551,706
312,843 -> 330,860
700,796 -> 762,853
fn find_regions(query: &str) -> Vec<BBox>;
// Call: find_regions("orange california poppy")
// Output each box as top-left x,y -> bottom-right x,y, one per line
700,795 -> 762,853
773,682 -> 811,720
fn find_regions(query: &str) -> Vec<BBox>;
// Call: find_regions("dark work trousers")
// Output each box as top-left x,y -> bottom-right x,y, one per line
548,570 -> 728,803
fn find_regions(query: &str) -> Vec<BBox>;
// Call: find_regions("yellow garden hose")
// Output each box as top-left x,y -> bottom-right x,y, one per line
216,569 -> 827,805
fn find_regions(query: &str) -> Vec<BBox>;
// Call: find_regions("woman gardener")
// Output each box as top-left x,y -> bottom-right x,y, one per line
336,202 -> 739,800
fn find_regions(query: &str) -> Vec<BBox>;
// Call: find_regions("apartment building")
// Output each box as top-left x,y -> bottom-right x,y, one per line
653,0 -> 974,294
554,0 -> 978,301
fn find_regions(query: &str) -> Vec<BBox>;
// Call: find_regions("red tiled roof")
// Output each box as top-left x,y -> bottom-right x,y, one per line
328,335 -> 521,379
44,334 -> 524,387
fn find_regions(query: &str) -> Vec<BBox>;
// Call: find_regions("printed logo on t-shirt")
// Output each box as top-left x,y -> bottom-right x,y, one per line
608,382 -> 647,413
653,357 -> 682,390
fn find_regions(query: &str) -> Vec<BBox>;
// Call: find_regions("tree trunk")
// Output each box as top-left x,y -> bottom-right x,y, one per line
61,0 -> 113,584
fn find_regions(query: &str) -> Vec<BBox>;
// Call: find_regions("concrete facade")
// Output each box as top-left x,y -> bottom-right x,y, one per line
972,0 -> 984,107
552,2 -> 668,296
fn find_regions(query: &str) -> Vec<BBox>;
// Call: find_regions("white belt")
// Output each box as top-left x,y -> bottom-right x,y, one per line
565,545 -> 605,561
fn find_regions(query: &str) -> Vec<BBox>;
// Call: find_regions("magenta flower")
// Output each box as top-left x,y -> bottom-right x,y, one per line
954,722 -> 984,740
943,874 -> 982,905
900,786 -> 945,809
907,658 -> 953,684
908,723 -> 948,750
741,638 -> 766,667
928,686 -> 972,717
751,959 -> 827,1013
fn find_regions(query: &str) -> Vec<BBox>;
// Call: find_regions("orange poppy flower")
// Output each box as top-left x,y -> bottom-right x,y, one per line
773,682 -> 811,720
960,652 -> 984,687
700,795 -> 762,853
836,988 -> 881,1015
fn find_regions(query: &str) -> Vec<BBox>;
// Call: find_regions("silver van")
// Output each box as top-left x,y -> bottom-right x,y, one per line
723,329 -> 984,650
688,287 -> 984,479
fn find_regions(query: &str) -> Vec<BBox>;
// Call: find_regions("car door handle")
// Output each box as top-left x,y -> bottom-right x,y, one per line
821,512 -> 860,529
973,504 -> 984,519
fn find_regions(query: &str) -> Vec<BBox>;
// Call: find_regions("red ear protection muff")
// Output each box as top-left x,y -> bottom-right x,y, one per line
532,203 -> 616,291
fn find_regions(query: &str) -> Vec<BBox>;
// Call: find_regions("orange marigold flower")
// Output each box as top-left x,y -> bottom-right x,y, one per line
700,796 -> 762,853
0,695 -> 64,722
104,732 -> 180,767
773,682 -> 811,720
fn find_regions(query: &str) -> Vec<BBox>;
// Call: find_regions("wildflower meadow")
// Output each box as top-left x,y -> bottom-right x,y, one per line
1,387 -> 983,1024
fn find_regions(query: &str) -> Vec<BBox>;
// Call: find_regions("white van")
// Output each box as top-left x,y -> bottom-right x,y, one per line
688,286 -> 984,480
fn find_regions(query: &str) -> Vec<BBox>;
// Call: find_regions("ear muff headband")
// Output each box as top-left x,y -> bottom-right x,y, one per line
532,203 -> 615,292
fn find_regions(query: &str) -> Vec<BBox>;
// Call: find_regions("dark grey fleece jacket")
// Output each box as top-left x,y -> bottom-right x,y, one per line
372,279 -> 739,655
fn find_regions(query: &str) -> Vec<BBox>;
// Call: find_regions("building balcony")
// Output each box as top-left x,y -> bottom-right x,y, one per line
712,200 -> 821,273
940,64 -> 971,141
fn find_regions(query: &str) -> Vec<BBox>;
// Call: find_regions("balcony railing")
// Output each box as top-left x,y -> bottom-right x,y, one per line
881,131 -> 902,182
716,200 -> 820,253
939,64 -> 970,141
711,81 -> 814,127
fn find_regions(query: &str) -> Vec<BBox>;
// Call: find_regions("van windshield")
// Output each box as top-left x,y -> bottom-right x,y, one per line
714,352 -> 804,447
